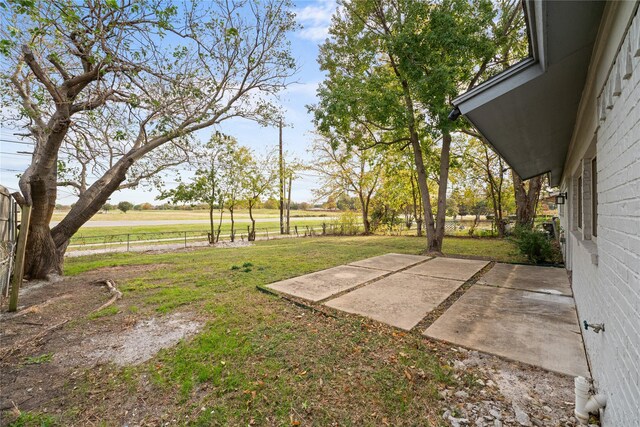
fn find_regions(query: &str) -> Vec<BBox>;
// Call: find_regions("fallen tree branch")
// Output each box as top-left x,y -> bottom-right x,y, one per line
90,279 -> 122,313
0,319 -> 69,360
1,294 -> 72,320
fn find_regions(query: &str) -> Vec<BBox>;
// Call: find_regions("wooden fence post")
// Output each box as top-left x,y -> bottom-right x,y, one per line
8,203 -> 31,312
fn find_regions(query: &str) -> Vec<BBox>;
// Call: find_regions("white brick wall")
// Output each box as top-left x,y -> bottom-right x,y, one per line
560,8 -> 640,426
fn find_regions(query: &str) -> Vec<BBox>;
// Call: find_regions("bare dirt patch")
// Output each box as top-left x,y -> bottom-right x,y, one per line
60,312 -> 200,367
0,266 -> 200,418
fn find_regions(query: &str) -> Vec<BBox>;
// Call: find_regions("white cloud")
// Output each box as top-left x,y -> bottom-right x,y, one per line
295,0 -> 337,42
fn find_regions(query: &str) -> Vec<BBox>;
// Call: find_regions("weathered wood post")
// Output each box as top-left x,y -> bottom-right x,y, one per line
8,193 -> 31,312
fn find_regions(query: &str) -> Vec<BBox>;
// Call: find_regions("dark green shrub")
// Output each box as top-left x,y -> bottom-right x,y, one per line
512,226 -> 556,264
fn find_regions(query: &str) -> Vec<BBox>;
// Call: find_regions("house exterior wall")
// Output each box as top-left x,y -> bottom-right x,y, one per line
559,3 -> 640,426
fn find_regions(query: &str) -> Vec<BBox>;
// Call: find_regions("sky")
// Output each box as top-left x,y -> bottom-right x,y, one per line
0,0 -> 337,205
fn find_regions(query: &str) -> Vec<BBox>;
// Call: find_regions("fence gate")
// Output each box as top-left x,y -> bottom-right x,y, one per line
0,185 -> 18,297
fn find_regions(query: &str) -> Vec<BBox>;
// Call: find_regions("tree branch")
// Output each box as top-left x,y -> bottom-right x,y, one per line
21,45 -> 64,105
47,54 -> 71,81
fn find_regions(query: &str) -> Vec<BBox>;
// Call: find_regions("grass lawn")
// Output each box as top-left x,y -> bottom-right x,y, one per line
12,236 -> 525,426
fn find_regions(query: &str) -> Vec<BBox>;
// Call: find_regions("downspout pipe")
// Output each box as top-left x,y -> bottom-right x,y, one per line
575,376 -> 607,425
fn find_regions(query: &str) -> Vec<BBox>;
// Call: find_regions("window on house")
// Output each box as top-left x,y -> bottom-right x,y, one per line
592,157 -> 597,237
577,175 -> 583,229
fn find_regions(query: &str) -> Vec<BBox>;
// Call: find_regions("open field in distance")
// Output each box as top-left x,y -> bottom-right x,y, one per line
51,209 -> 338,223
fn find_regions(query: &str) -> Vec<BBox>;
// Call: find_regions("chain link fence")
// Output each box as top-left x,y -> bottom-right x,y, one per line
377,219 -> 498,237
66,222 -> 367,256
64,217 -> 505,257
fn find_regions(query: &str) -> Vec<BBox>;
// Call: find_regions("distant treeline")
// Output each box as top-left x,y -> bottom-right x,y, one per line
54,198 -> 345,212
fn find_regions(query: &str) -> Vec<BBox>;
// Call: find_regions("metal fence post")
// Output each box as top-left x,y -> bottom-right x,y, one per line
127,234 -> 130,252
184,231 -> 187,248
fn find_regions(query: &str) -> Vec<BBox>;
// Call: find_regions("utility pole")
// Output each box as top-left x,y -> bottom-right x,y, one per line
279,119 -> 285,234
286,172 -> 292,234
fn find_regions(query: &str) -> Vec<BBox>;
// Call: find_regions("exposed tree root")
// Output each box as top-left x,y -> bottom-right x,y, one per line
89,279 -> 122,314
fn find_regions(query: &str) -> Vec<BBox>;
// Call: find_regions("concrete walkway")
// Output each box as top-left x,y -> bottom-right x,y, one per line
425,263 -> 588,377
266,255 -> 588,377
325,273 -> 462,330
267,265 -> 388,302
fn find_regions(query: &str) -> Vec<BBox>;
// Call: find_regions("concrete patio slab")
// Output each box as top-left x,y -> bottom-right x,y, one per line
424,286 -> 588,377
404,257 -> 489,281
348,253 -> 430,272
478,263 -> 572,296
325,273 -> 463,330
266,265 -> 387,302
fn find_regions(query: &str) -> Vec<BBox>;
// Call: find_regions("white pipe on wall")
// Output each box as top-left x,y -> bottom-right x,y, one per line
575,376 -> 607,425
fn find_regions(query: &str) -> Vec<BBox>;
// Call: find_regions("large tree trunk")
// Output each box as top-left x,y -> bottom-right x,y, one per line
410,172 -> 423,237
433,131 -> 452,250
23,135 -> 132,278
485,160 -> 504,238
512,172 -> 543,229
408,131 -> 438,253
230,205 -> 235,242
20,110 -> 71,279
23,173 -> 60,278
23,157 -> 134,278
209,204 -> 215,244
399,81 -> 439,253
358,193 -> 371,234
248,201 -> 256,241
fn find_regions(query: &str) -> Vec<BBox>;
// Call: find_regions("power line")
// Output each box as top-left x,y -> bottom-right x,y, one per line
0,168 -> 23,172
0,139 -> 34,146
0,151 -> 32,156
